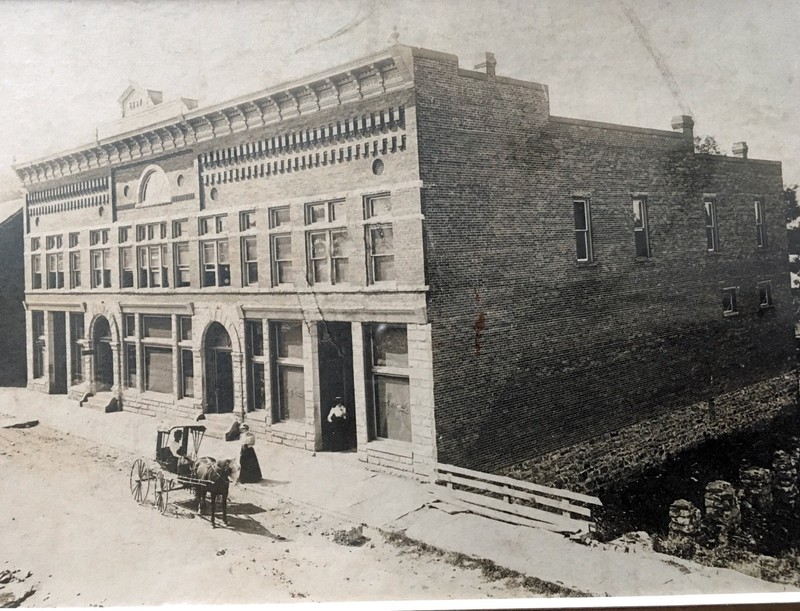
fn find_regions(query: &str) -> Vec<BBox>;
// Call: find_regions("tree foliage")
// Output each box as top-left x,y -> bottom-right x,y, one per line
694,135 -> 722,155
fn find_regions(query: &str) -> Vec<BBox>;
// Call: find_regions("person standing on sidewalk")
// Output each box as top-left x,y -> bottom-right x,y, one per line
238,423 -> 262,483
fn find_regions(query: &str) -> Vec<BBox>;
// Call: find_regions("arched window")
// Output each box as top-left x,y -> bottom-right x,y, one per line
138,166 -> 171,207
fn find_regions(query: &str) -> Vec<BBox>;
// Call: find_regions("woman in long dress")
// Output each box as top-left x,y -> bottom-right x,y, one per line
238,424 -> 262,483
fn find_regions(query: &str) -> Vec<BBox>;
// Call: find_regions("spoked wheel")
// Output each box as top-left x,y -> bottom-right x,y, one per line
129,458 -> 150,504
154,471 -> 170,515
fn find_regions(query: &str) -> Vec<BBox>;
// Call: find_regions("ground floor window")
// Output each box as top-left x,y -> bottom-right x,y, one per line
245,319 -> 266,411
69,313 -> 84,384
180,348 -> 194,398
271,321 -> 304,422
144,346 -> 172,394
366,323 -> 411,442
32,311 -> 45,379
124,343 -> 137,389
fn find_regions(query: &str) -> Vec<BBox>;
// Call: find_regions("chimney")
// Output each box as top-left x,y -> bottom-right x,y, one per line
671,115 -> 694,137
732,142 -> 748,159
474,52 -> 497,78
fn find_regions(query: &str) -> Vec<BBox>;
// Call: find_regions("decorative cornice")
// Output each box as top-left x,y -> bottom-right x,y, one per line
15,50 -> 409,188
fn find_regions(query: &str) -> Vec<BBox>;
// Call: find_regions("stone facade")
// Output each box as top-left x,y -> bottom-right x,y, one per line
15,44 -> 795,489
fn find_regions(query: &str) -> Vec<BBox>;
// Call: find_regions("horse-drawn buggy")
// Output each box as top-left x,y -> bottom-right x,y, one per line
128,423 -> 237,527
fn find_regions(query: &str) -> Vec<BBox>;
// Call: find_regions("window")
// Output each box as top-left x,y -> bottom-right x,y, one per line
139,168 -> 171,207
240,210 -> 256,231
90,249 -> 111,288
632,197 -> 650,258
305,200 -> 348,285
269,206 -> 291,228
178,315 -> 193,399
30,237 -> 40,252
201,240 -> 230,287
142,315 -> 172,339
123,315 -> 137,389
271,321 -> 304,422
573,199 -> 592,262
199,214 -> 227,236
174,242 -> 191,287
45,234 -> 63,250
68,233 -> 79,248
305,200 -> 344,225
119,227 -> 130,243
271,235 -> 292,286
172,219 -> 188,238
69,313 -> 84,385
144,347 -> 173,394
31,254 -> 42,289
69,252 -> 81,289
90,229 -> 109,246
722,287 -> 738,316
241,236 -> 258,286
364,193 -> 392,219
366,323 -> 410,442
32,311 -> 45,379
704,199 -> 718,252
46,252 -> 64,289
124,314 -> 136,338
755,199 -> 767,248
136,222 -> 167,242
367,225 -> 394,283
120,247 -> 134,288
758,281 -> 773,308
137,244 -> 169,288
245,320 -> 265,411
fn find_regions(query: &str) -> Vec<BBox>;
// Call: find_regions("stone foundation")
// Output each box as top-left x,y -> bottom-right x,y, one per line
497,373 -> 797,494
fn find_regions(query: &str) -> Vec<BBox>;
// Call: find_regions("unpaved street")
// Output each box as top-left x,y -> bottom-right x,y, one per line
0,423 -> 546,606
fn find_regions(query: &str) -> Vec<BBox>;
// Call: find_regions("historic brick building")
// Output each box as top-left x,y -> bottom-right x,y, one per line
15,45 -> 795,491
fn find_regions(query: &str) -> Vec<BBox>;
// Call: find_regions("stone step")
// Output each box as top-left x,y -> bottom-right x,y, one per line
79,393 -> 120,413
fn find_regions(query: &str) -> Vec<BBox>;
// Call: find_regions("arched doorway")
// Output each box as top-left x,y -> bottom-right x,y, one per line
205,322 -> 233,413
93,316 -> 114,391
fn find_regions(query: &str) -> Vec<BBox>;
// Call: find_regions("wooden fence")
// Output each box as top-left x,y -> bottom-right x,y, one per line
433,463 -> 602,534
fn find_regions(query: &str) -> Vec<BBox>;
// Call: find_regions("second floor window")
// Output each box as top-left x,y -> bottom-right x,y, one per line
722,287 -> 738,316
174,242 -> 190,287
271,234 -> 292,286
573,199 -> 592,262
704,199 -> 718,252
90,229 -> 109,246
31,254 -> 42,289
632,198 -> 650,258
138,244 -> 169,288
754,199 -> 767,248
120,247 -> 134,288
69,251 -> 81,288
46,252 -> 64,289
367,225 -> 394,283
308,230 -> 349,284
91,249 -> 111,288
201,239 -> 230,287
241,236 -> 259,287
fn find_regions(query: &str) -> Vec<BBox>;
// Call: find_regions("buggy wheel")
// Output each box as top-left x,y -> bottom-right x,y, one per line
154,472 -> 170,515
129,458 -> 150,504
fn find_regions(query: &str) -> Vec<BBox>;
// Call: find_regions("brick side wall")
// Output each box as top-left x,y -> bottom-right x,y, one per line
413,54 -> 795,478
498,373 -> 797,493
0,210 -> 26,385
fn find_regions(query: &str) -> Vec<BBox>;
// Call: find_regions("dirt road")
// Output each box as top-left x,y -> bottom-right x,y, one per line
0,423 -> 547,606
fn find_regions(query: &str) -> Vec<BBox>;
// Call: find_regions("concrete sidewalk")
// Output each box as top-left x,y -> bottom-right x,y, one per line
0,387 -> 793,597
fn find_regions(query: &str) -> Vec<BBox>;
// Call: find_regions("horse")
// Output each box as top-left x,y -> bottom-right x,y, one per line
192,456 -> 240,528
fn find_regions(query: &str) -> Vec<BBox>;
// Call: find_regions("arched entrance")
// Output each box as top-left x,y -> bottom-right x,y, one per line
93,316 -> 114,391
205,322 -> 233,413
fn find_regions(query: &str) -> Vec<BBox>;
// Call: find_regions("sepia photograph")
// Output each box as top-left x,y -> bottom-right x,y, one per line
1,0 -> 799,607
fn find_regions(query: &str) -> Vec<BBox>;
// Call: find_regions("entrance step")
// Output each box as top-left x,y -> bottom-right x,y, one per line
198,413 -> 240,440
79,392 -> 121,413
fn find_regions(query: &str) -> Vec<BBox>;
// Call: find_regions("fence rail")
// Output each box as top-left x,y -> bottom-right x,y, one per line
433,463 -> 602,534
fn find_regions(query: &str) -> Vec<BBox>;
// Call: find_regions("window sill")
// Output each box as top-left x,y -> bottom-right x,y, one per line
723,311 -> 740,318
366,437 -> 413,457
575,261 -> 599,269
270,419 -> 307,435
706,251 -> 725,257
634,257 -> 655,265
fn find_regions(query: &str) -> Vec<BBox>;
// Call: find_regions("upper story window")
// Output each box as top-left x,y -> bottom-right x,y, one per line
758,281 -> 773,308
704,199 -> 718,252
199,214 -> 227,236
172,219 -> 188,239
90,248 -> 111,288
239,210 -> 257,231
69,251 -> 81,289
136,222 -> 167,242
305,200 -> 348,285
30,237 -> 40,252
68,233 -> 79,249
46,252 -> 64,289
754,199 -> 767,249
722,287 -> 738,316
269,207 -> 292,286
632,197 -> 650,258
573,199 -> 592,263
30,254 -> 42,289
119,226 -> 130,244
90,229 -> 109,246
364,194 -> 394,283
201,239 -> 230,287
45,234 -> 63,250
